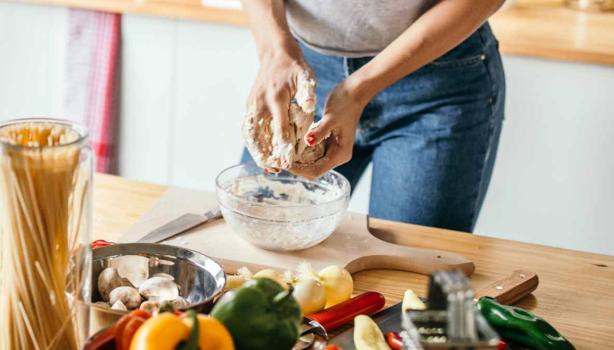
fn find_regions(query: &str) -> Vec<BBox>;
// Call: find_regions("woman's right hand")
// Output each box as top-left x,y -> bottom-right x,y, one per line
244,44 -> 312,171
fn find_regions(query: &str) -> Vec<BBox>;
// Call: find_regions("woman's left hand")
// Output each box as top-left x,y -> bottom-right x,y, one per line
289,79 -> 369,179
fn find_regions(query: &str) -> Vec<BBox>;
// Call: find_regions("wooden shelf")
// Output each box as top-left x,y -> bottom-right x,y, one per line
10,0 -> 247,25
490,1 -> 614,65
7,0 -> 614,65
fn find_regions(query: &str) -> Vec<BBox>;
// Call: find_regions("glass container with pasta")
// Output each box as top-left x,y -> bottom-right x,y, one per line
0,118 -> 93,350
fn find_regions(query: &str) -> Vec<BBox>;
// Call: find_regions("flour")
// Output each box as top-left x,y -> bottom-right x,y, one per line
242,71 -> 326,170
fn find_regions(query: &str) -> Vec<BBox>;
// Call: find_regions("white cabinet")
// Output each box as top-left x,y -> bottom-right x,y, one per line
1,2 -> 613,254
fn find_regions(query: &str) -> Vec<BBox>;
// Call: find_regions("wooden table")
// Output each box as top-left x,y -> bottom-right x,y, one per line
94,174 -> 614,349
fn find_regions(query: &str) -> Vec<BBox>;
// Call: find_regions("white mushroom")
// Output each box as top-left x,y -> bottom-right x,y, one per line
110,255 -> 150,288
111,300 -> 128,311
98,267 -> 128,301
152,273 -> 174,281
109,286 -> 142,309
170,297 -> 189,310
139,300 -> 159,313
138,276 -> 179,302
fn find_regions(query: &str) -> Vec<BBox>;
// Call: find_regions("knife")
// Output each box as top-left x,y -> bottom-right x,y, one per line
137,206 -> 223,243
331,270 -> 539,348
294,292 -> 387,350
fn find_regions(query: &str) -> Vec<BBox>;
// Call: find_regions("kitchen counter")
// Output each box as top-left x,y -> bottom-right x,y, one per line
94,174 -> 614,349
491,1 -> 614,65
8,0 -> 614,65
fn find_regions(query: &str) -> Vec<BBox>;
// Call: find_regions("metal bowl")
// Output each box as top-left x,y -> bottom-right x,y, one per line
89,243 -> 225,333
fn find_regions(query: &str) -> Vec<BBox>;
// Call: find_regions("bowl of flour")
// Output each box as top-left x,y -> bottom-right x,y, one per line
215,163 -> 350,251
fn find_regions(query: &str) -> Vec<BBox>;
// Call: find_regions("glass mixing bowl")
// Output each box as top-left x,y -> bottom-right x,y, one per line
215,163 -> 350,251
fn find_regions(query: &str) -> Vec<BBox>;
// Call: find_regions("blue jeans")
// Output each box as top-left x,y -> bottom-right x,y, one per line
242,23 -> 505,232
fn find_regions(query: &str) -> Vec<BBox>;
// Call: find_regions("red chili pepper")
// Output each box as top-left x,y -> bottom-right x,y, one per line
307,292 -> 385,332
497,339 -> 508,350
386,332 -> 403,350
91,239 -> 114,249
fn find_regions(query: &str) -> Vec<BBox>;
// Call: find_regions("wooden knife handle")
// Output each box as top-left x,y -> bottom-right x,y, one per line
475,270 -> 539,305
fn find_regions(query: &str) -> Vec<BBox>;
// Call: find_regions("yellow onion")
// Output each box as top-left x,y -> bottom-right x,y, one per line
318,265 -> 353,308
292,276 -> 327,315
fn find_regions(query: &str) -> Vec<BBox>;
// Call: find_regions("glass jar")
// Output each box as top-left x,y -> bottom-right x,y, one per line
0,118 -> 93,350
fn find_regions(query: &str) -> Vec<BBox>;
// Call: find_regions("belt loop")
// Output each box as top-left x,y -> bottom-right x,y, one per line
343,56 -> 350,77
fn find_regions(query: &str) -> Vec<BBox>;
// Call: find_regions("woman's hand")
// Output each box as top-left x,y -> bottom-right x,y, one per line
245,46 -> 312,171
290,79 -> 370,179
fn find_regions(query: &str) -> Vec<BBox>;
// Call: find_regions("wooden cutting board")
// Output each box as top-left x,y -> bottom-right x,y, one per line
120,187 -> 475,276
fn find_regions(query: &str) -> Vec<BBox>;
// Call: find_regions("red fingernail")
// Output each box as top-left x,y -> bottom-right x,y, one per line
305,132 -> 316,146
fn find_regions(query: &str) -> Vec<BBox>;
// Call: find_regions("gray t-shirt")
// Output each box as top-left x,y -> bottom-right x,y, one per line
286,0 -> 435,57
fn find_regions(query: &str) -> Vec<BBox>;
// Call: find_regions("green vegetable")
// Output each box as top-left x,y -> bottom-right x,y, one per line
176,310 -> 199,350
211,277 -> 302,350
477,297 -> 575,350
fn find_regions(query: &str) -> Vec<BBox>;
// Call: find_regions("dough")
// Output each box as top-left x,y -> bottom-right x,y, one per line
243,71 -> 326,170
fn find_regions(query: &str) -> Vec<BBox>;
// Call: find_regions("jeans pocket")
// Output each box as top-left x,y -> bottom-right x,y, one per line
430,53 -> 487,69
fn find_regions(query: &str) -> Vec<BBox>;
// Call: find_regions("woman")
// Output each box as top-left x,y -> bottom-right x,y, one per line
240,0 -> 506,232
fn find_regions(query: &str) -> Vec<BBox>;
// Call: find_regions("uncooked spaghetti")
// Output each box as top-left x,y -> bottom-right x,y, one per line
0,120 -> 91,350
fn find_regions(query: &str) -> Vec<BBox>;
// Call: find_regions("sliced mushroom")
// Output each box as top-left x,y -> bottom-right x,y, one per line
111,300 -> 127,311
109,286 -> 142,309
138,276 -> 179,302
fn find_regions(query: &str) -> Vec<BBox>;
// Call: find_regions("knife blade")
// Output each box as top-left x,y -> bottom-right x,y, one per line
330,270 -> 539,349
137,206 -> 223,243
333,303 -> 402,349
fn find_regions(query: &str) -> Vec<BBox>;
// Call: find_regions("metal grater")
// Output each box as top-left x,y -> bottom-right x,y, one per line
400,270 -> 500,350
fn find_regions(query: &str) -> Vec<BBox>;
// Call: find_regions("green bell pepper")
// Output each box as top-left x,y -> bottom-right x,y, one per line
211,277 -> 302,350
477,297 -> 575,350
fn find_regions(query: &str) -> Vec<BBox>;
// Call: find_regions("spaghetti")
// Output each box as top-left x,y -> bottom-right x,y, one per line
0,120 -> 91,350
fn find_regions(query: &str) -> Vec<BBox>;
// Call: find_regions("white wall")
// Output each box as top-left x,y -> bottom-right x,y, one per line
1,2 -> 613,255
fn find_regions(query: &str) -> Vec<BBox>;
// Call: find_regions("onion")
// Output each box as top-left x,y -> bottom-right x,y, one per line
318,265 -> 353,308
292,277 -> 327,315
254,268 -> 287,288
